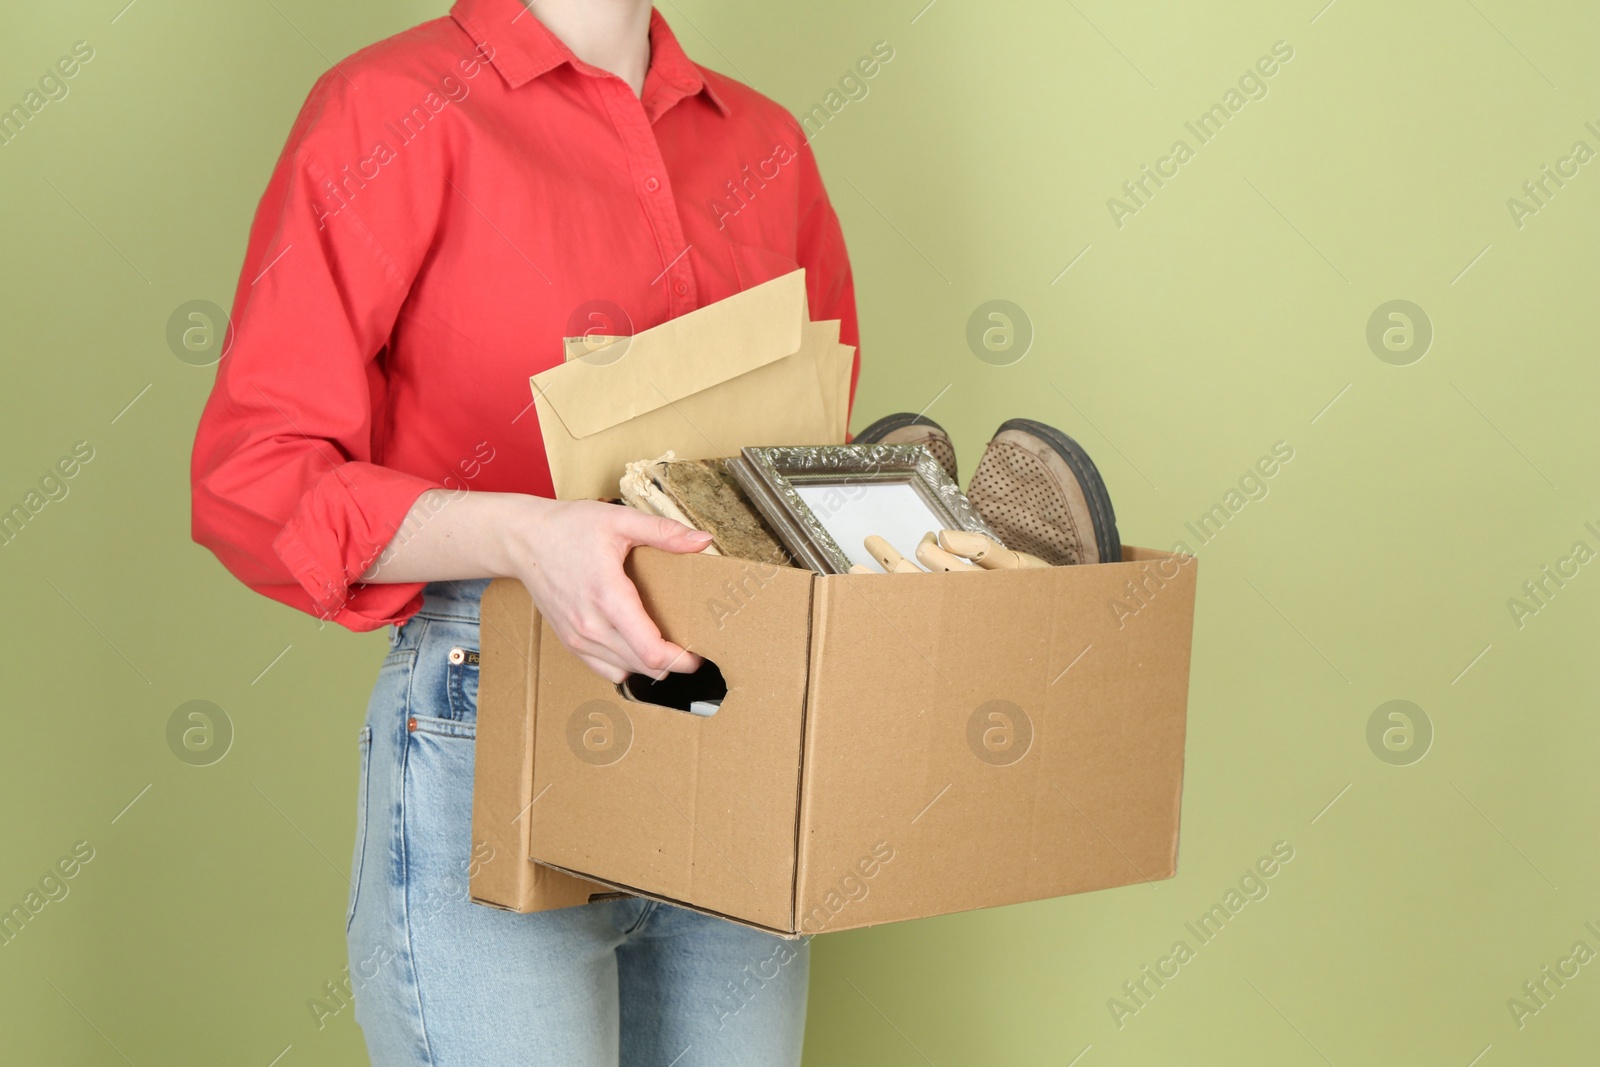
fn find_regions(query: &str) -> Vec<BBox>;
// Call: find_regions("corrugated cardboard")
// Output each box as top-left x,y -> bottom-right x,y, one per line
468,579 -> 609,912
472,545 -> 1196,934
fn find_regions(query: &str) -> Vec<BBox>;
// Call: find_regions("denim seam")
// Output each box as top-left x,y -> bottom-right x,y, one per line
410,609 -> 481,624
396,673 -> 439,1067
446,652 -> 478,723
346,725 -> 372,935
382,647 -> 416,668
409,715 -> 476,740
622,899 -> 660,936
403,619 -> 429,713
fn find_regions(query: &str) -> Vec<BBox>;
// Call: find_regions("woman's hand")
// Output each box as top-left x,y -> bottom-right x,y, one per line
509,499 -> 710,684
362,491 -> 710,684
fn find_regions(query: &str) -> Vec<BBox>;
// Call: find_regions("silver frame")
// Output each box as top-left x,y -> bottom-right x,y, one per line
726,444 -> 1002,575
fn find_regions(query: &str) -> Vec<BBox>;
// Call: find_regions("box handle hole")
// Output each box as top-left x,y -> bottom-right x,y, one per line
616,658 -> 726,717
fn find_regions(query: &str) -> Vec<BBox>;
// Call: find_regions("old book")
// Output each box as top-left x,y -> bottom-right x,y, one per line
620,454 -> 794,567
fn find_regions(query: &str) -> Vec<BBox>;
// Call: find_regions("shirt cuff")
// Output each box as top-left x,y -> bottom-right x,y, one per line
273,462 -> 443,630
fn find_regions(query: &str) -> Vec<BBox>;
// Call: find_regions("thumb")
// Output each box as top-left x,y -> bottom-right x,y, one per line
621,511 -> 714,554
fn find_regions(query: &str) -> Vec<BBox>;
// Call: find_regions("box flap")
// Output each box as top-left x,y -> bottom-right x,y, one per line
470,578 -> 610,913
530,270 -> 807,441
531,861 -> 807,939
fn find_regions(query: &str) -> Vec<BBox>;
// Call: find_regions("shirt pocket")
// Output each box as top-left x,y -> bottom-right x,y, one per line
728,241 -> 801,291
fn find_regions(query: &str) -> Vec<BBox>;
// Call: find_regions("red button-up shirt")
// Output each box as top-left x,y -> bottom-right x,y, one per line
191,0 -> 859,631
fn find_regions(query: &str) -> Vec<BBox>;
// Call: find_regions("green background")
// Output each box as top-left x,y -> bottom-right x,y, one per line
2,0 -> 1596,1063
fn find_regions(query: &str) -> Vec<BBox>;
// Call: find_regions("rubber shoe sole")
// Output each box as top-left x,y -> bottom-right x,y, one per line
967,418 -> 1120,565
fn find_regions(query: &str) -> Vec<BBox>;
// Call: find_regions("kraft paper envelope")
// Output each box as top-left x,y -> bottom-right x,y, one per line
531,270 -> 848,501
832,343 -> 853,440
802,318 -> 852,443
798,318 -> 853,443
803,322 -> 853,444
799,321 -> 853,444
578,324 -> 850,442
562,335 -> 627,362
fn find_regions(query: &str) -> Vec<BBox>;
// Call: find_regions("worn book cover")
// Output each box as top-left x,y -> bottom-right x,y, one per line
621,456 -> 794,567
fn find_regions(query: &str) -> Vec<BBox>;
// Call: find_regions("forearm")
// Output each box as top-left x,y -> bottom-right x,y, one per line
360,489 -> 551,584
360,487 -> 710,683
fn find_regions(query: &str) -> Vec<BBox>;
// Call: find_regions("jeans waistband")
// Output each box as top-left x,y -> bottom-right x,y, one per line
414,578 -> 492,623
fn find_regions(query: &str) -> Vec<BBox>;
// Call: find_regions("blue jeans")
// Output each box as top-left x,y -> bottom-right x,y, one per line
346,579 -> 809,1066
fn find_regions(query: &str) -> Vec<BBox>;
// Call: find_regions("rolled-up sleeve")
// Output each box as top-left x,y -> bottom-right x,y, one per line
190,68 -> 447,630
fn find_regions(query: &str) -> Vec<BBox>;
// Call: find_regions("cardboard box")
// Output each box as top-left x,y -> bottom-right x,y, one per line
471,544 -> 1196,935
467,579 -> 611,913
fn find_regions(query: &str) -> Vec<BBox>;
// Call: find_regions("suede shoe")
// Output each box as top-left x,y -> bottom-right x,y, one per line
967,418 -> 1120,565
852,412 -> 958,484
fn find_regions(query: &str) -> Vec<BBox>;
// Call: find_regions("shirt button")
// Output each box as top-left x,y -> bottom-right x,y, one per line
644,176 -> 660,193
674,280 -> 689,295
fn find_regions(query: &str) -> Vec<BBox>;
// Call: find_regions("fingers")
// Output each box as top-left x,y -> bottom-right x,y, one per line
615,509 -> 714,554
525,504 -> 711,685
604,582 -> 703,679
864,534 -> 920,573
560,611 -> 661,682
578,653 -> 628,686
915,538 -> 981,572
555,590 -> 701,684
566,626 -> 698,686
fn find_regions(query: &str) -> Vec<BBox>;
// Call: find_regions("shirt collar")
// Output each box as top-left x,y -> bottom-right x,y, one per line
450,0 -> 729,118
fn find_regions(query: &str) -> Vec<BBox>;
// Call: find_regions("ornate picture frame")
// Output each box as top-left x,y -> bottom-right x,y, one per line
725,444 -> 1002,575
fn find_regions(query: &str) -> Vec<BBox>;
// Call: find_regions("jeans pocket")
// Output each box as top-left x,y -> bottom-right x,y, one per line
402,715 -> 478,925
408,714 -> 476,740
346,724 -> 372,934
446,647 -> 480,723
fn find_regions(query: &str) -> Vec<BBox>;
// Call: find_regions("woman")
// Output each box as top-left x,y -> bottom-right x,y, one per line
190,0 -> 858,1062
